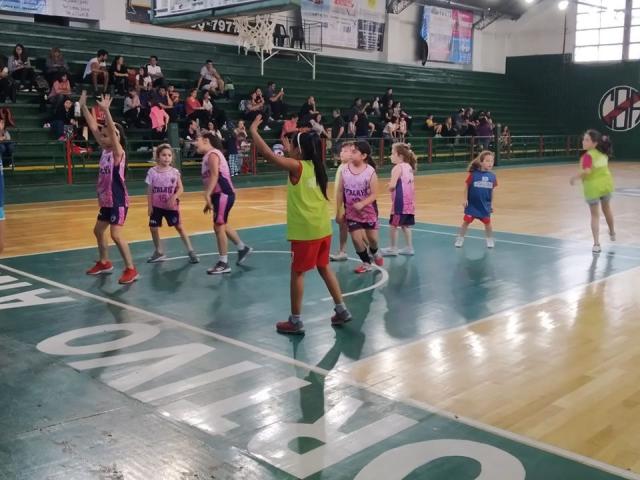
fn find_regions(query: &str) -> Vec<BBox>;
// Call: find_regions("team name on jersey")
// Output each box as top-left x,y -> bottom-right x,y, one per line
473,176 -> 494,189
152,186 -> 175,193
99,165 -> 111,175
345,187 -> 370,197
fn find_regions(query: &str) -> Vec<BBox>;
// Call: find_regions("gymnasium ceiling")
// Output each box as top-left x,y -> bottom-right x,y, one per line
417,0 -> 541,20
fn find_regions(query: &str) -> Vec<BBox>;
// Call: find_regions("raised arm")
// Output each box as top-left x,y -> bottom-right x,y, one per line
96,94 -> 125,163
78,90 -> 102,145
249,115 -> 300,174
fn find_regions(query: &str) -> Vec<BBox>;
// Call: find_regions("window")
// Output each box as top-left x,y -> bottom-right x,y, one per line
574,0 -> 636,62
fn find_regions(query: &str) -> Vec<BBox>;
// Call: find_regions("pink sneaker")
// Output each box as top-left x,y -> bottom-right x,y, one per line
354,263 -> 373,274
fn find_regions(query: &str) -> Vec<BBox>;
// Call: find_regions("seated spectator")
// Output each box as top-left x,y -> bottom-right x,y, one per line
45,47 -> 70,86
310,113 -> 328,138
266,81 -> 286,120
348,97 -> 367,119
205,121 -> 223,140
298,95 -> 318,122
146,55 -> 165,88
197,60 -> 224,96
370,96 -> 381,117
280,113 -> 298,141
200,89 -> 227,128
185,87 -> 209,126
381,87 -> 393,109
0,54 -> 16,103
425,114 -> 442,136
83,49 -> 109,94
347,114 -> 357,139
110,56 -> 129,95
392,102 -> 412,130
123,87 -> 145,127
398,116 -> 407,143
0,118 -> 15,167
9,44 -> 36,92
383,116 -> 397,145
381,99 -> 394,122
153,85 -> 175,120
48,73 -> 72,109
149,100 -> 169,140
244,87 -> 267,123
355,112 -> 375,139
134,66 -> 150,91
51,97 -> 77,140
181,118 -> 200,157
441,116 -> 457,143
167,85 -> 185,119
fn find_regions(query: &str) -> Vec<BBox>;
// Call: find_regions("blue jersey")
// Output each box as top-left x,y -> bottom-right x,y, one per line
465,170 -> 497,219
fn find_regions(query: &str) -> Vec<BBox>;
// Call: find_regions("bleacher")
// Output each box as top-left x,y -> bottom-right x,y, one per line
0,18 -> 570,185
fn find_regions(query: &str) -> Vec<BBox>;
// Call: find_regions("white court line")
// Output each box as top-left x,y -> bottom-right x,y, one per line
249,206 -> 287,214
162,250 -> 389,301
0,262 -> 637,480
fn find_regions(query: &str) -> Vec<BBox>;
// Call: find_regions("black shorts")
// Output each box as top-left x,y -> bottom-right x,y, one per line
149,207 -> 180,227
212,192 -> 235,225
347,220 -> 379,232
97,206 -> 128,226
389,214 -> 415,227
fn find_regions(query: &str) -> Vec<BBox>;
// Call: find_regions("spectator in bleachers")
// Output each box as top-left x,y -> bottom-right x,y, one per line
347,114 -> 357,139
205,121 -> 223,140
476,112 -> 493,150
83,49 -> 109,95
331,109 -> 345,161
201,89 -> 227,128
153,86 -> 175,120
425,114 -> 442,136
280,112 -> 298,141
454,108 -> 466,133
266,81 -> 286,120
110,56 -> 129,95
197,60 -> 224,96
398,116 -> 407,143
383,116 -> 397,145
48,73 -> 72,109
310,113 -> 328,138
381,87 -> 393,108
382,99 -> 394,123
123,87 -> 144,127
185,87 -> 209,126
392,102 -> 412,130
149,100 -> 169,141
298,95 -> 318,121
348,98 -> 368,119
146,56 -> 165,88
51,97 -> 77,140
167,85 -> 185,119
0,54 -> 16,103
0,118 -> 15,167
355,112 -> 375,140
45,47 -> 70,86
441,116 -> 457,143
500,125 -> 512,158
135,66 -> 152,91
371,96 -> 381,117
244,87 -> 267,123
9,44 -> 36,92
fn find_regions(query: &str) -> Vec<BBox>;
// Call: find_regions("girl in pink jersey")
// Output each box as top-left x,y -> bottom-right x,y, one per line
336,140 -> 383,273
197,132 -> 252,275
80,92 -> 139,284
381,143 -> 416,256
146,144 -> 199,264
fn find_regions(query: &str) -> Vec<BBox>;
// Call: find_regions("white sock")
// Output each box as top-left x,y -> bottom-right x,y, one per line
236,241 -> 246,251
219,255 -> 228,263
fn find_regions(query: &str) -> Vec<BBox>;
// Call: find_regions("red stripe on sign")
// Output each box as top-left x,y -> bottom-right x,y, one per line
603,92 -> 640,124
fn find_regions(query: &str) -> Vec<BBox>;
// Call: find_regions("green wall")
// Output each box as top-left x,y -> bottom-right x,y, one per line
506,54 -> 640,160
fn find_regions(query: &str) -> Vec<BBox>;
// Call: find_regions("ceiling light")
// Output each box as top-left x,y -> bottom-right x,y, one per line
558,0 -> 569,10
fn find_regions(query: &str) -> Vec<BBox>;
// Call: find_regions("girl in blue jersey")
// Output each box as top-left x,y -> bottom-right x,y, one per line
455,150 -> 497,249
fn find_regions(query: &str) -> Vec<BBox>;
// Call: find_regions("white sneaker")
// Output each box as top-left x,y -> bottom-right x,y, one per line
454,237 -> 464,248
610,232 -> 616,241
398,247 -> 415,256
486,238 -> 495,249
263,126 -> 272,132
592,244 -> 602,254
380,247 -> 398,257
329,251 -> 348,262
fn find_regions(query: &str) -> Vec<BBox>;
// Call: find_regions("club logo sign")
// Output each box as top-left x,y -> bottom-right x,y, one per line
598,85 -> 640,132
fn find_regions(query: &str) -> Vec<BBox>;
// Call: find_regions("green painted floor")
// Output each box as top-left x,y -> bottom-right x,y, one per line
1,223 -> 639,479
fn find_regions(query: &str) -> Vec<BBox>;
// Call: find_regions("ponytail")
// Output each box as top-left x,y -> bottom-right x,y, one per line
294,131 -> 328,199
392,143 -> 417,171
585,129 -> 612,156
468,150 -> 494,172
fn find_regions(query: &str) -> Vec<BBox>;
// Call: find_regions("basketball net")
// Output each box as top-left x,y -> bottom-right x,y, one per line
233,14 -> 276,55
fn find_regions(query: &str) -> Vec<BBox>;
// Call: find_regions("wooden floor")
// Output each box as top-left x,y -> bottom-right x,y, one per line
4,162 -> 640,475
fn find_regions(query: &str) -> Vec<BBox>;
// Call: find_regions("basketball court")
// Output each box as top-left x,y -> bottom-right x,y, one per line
3,163 -> 640,479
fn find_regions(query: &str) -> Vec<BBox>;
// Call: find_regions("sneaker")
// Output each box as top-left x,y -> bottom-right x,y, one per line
373,254 -> 384,267
276,318 -> 305,335
118,267 -> 140,284
454,237 -> 464,248
486,238 -> 495,249
331,308 -> 352,326
43,122 -> 51,129
86,261 -> 114,275
236,246 -> 253,265
207,261 -> 231,274
188,251 -> 200,264
610,232 -> 616,242
263,126 -> 272,132
398,247 -> 415,256
380,247 -> 398,257
354,263 -> 373,274
147,251 -> 166,263
592,244 -> 602,254
330,251 -> 348,262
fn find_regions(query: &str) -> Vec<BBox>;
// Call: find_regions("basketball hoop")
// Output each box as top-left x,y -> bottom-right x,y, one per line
233,14 -> 276,55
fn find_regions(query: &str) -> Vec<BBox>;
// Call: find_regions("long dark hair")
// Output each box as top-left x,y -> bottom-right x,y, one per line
353,140 -> 376,170
13,43 -> 27,61
585,129 -> 612,156
199,131 -> 224,150
293,131 -> 328,199
114,122 -> 127,152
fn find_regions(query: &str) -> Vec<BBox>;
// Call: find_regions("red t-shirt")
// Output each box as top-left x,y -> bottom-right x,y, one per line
185,97 -> 202,116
